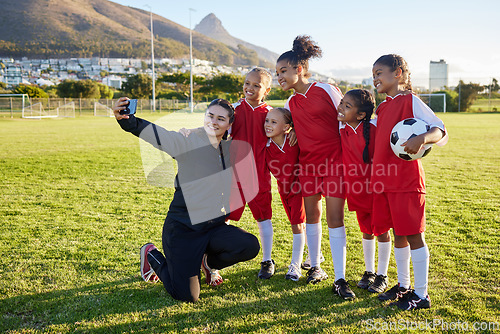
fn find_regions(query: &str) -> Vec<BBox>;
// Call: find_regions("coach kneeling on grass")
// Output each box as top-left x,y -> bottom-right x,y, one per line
113,97 -> 260,302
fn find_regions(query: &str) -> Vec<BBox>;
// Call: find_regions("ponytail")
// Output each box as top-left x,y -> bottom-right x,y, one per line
277,35 -> 322,79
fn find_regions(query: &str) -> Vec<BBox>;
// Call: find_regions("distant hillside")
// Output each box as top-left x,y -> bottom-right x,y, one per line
0,0 -> 271,67
194,13 -> 278,65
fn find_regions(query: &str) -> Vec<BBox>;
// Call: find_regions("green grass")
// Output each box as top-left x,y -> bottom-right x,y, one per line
1,113 -> 499,333
468,98 -> 500,112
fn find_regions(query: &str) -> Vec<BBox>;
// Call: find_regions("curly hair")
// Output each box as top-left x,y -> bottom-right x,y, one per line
344,89 -> 375,164
373,54 -> 412,91
277,35 -> 322,79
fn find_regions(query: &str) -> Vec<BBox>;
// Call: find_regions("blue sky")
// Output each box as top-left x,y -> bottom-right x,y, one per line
111,0 -> 500,87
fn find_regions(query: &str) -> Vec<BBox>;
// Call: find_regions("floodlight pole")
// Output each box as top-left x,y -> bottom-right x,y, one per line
189,8 -> 196,113
146,5 -> 156,112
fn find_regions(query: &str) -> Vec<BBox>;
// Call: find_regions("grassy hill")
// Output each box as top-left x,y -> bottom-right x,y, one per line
0,0 -> 271,66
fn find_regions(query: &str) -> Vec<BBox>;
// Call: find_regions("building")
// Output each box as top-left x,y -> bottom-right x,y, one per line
429,59 -> 448,91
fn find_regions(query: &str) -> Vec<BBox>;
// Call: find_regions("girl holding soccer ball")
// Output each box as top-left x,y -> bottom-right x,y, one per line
371,54 -> 448,310
337,89 -> 392,294
276,35 -> 355,300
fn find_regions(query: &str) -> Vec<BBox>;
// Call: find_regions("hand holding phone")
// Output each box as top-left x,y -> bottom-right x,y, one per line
120,99 -> 137,115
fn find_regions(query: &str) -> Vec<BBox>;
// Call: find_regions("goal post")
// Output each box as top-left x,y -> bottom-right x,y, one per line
94,101 -> 114,117
0,94 -> 30,117
419,93 -> 447,113
22,102 -> 59,118
56,102 -> 76,118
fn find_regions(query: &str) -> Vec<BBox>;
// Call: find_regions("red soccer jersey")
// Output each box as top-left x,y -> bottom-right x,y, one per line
284,82 -> 343,177
265,134 -> 301,198
231,99 -> 273,192
340,120 -> 376,212
371,94 -> 447,193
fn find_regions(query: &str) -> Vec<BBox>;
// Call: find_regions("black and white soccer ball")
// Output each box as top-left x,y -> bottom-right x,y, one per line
390,118 -> 432,161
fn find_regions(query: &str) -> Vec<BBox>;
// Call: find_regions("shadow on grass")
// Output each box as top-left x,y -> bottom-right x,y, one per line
0,267 -> 406,333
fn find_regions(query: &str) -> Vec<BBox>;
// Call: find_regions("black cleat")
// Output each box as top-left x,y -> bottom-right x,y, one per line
305,266 -> 328,284
378,284 -> 410,301
357,271 -> 376,289
258,259 -> 275,279
368,274 -> 388,293
389,290 -> 431,310
333,278 -> 356,300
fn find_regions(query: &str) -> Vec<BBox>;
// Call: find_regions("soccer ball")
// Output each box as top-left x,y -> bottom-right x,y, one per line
390,118 -> 432,161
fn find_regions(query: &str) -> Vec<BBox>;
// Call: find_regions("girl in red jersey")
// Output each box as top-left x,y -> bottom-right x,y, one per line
264,107 -> 306,281
228,67 -> 277,279
371,54 -> 448,310
276,35 -> 355,300
337,89 -> 392,294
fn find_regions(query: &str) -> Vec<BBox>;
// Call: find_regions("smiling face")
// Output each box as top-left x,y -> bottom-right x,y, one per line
337,93 -> 365,128
243,71 -> 271,107
275,60 -> 300,91
264,108 -> 290,139
372,63 -> 401,97
204,105 -> 232,139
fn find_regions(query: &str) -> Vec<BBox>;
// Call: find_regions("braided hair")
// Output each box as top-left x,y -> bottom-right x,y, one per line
344,89 -> 376,164
373,54 -> 412,91
277,35 -> 322,79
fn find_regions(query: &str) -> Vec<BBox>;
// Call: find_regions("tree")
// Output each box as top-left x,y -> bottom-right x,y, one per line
267,87 -> 292,100
158,72 -> 205,99
97,83 -> 113,99
434,90 -> 459,112
455,81 -> 483,112
56,80 -> 101,98
12,84 -> 48,98
121,74 -> 152,99
198,74 -> 244,101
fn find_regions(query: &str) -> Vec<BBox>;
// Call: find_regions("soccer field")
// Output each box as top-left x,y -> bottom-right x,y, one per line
0,112 -> 499,333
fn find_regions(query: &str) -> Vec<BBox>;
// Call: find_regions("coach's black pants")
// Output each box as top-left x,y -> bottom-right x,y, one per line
147,216 -> 259,302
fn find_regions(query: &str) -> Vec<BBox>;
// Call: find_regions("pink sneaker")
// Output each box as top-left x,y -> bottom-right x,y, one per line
201,254 -> 223,286
140,243 -> 159,282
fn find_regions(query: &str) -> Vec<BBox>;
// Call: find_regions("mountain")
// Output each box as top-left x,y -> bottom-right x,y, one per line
0,0 -> 271,67
194,13 -> 278,65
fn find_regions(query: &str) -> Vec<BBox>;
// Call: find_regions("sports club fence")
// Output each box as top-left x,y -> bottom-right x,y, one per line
0,97 -> 191,118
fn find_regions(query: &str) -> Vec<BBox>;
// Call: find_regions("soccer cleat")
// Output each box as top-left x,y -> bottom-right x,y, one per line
285,263 -> 302,281
368,274 -> 388,293
378,283 -> 410,301
333,278 -> 356,300
305,266 -> 328,284
140,243 -> 159,283
301,251 -> 325,270
258,259 -> 275,279
357,271 -> 376,289
389,290 -> 431,310
201,254 -> 223,287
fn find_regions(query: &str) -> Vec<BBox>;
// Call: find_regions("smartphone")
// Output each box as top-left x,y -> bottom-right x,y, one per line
120,99 -> 137,115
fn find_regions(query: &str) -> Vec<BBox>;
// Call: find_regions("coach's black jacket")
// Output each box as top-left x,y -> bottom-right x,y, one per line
118,115 -> 239,230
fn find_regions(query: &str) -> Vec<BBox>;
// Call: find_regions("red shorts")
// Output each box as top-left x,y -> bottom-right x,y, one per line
298,175 -> 346,198
355,210 -> 374,235
228,190 -> 272,222
372,192 -> 426,236
279,192 -> 306,225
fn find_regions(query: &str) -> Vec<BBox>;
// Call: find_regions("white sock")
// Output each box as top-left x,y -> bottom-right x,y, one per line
291,232 -> 305,268
306,223 -> 322,267
411,245 -> 430,299
394,246 -> 411,289
258,219 -> 273,262
329,226 -> 346,281
377,241 -> 392,276
362,238 -> 376,273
